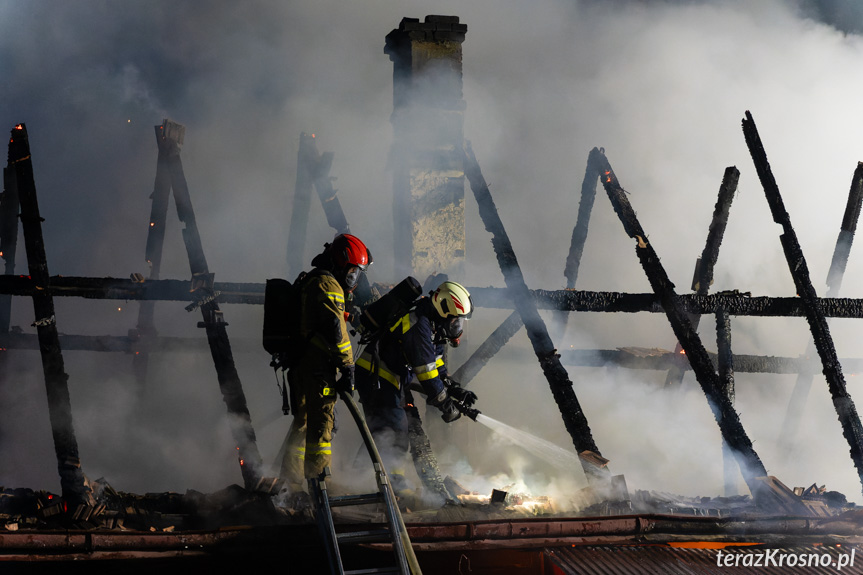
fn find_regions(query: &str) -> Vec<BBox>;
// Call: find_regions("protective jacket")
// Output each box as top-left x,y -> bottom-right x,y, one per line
356,298 -> 445,399
280,268 -> 353,489
354,297 -> 445,485
299,269 -> 353,369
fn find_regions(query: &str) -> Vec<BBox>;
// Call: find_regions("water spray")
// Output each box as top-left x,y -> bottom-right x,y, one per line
473,413 -> 582,471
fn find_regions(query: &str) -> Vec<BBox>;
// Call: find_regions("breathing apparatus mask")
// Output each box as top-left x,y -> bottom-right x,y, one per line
429,280 -> 472,347
434,315 -> 466,347
342,265 -> 361,292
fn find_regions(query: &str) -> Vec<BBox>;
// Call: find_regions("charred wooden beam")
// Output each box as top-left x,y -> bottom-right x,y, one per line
708,352 -> 818,374
463,140 -> 610,486
0,163 -> 19,383
716,306 -> 738,496
0,275 -> 264,303
4,332 -> 861,376
0,164 -> 19,333
664,167 -> 739,388
694,168 -> 740,296
8,123 -> 89,505
0,332 -> 255,354
595,148 -> 768,495
743,110 -> 863,496
404,395 -> 455,505
826,163 -> 863,296
451,310 -> 522,386
6,275 -> 863,318
564,148 -> 604,293
780,162 -> 863,454
470,287 -> 863,318
553,147 -> 604,340
144,126 -> 174,279
555,347 -> 842,373
557,348 -> 848,374
285,132 -> 375,301
155,119 -> 262,490
305,142 -> 349,237
133,122 -> 177,393
286,132 -> 316,278
287,132 -> 351,279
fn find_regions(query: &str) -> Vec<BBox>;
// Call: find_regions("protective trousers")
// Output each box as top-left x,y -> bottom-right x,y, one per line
356,361 -> 410,480
280,358 -> 338,491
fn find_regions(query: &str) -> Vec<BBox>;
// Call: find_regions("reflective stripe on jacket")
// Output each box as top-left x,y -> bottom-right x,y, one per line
356,351 -> 401,388
300,269 -> 353,368
372,299 -> 446,398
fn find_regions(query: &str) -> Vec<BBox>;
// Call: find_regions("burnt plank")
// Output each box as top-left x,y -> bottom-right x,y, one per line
779,162 -> 863,453
8,123 -> 89,505
155,119 -> 263,490
595,148 -> 768,496
743,110 -> 863,496
463,140 -> 610,486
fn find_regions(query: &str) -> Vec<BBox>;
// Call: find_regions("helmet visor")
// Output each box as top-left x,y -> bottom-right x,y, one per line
344,266 -> 361,290
443,316 -> 465,340
358,248 -> 372,271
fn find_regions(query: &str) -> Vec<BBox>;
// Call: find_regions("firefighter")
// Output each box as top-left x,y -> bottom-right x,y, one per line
280,233 -> 372,494
354,280 -> 475,493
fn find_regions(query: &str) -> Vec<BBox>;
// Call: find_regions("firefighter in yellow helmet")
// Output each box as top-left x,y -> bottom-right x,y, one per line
280,234 -> 371,493
354,280 -> 476,494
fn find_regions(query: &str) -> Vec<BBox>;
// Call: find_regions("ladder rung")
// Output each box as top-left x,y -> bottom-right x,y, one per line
336,528 -> 392,545
329,492 -> 384,507
345,568 -> 402,575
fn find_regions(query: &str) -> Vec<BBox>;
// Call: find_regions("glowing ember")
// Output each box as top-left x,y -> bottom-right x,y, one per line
455,491 -> 555,516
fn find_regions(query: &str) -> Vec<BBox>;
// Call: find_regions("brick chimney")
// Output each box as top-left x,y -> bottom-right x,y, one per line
385,15 -> 467,283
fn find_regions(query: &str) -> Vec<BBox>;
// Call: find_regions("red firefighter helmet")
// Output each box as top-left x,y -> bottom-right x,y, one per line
329,234 -> 372,271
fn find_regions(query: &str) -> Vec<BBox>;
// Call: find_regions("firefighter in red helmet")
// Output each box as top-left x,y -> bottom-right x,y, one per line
280,233 -> 372,494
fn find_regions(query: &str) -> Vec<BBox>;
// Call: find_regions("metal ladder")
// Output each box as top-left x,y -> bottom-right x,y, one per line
308,390 -> 422,575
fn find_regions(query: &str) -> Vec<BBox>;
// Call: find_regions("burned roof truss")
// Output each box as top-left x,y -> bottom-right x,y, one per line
3,110 -> 863,509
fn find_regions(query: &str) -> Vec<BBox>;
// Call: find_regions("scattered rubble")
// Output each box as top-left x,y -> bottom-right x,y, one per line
0,471 -> 858,537
0,477 -> 302,534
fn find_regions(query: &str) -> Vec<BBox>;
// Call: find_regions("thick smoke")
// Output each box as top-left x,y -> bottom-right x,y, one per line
2,0 -> 863,504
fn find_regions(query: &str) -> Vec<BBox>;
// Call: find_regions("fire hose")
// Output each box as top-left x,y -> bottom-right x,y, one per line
338,389 -> 422,575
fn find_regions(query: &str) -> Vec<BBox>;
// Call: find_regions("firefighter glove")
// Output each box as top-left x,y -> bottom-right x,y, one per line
446,382 -> 478,408
337,364 -> 355,394
439,398 -> 462,423
345,305 -> 362,327
429,388 -> 461,423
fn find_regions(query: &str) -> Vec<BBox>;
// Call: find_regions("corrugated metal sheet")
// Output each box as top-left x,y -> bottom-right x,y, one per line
546,543 -> 863,575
